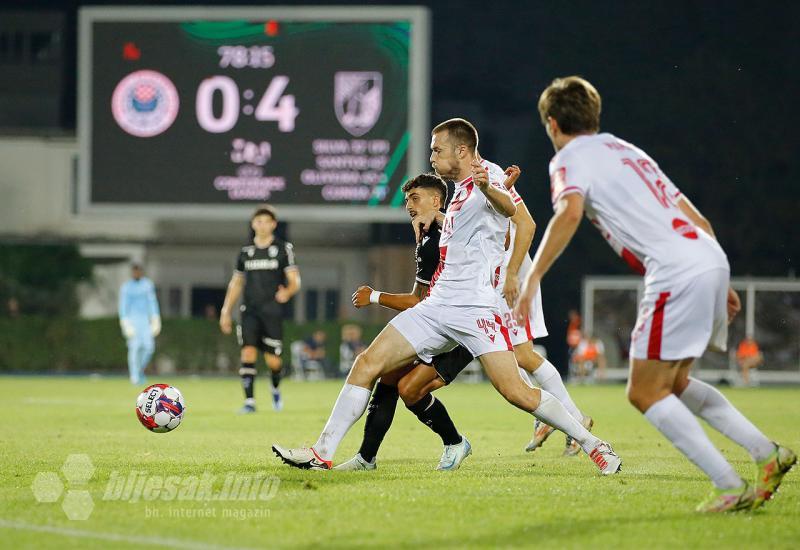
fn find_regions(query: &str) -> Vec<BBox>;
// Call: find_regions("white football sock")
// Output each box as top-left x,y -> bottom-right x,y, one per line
679,377 -> 774,462
644,394 -> 742,489
532,360 -> 584,421
313,383 -> 371,461
533,390 -> 600,452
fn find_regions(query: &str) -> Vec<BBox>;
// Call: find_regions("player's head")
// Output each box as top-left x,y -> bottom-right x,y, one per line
402,173 -> 448,219
250,205 -> 277,240
430,118 -> 479,180
131,263 -> 143,280
538,76 -> 601,151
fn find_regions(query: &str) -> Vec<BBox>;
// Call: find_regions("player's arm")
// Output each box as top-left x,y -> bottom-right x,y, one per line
147,280 -> 162,337
502,165 -> 521,190
471,160 -> 516,217
118,284 -> 135,339
415,211 -> 446,241
676,195 -> 741,321
352,282 -> 428,312
503,199 -> 536,307
515,193 -> 584,321
276,268 -> 301,304
676,196 -> 715,239
220,272 -> 244,334
275,243 -> 301,303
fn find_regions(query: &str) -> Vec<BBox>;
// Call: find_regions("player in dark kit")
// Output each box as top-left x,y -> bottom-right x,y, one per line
335,173 -> 474,471
220,205 -> 301,413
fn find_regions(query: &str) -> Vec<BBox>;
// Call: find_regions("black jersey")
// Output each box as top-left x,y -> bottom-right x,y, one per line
415,224 -> 441,286
235,238 -> 297,313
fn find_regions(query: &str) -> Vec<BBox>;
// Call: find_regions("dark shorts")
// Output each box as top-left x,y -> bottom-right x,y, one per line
429,345 -> 474,385
237,309 -> 283,356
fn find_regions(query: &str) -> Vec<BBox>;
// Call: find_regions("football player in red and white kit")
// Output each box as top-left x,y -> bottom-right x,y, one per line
516,76 -> 795,512
273,118 -> 621,474
498,182 -> 594,457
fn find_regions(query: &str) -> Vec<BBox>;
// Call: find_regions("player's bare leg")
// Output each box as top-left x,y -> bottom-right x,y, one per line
265,352 -> 283,411
629,358 -> 755,511
480,351 -> 620,474
397,365 -> 471,470
273,324 -> 418,469
516,343 -> 591,455
238,345 -> 259,414
671,360 -> 795,510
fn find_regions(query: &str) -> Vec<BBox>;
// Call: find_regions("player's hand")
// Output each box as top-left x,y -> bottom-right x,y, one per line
503,165 -> 521,190
514,276 -> 539,324
275,285 -> 291,304
219,312 -> 232,334
120,318 -> 136,339
727,286 -> 741,323
471,159 -> 489,189
150,315 -> 162,337
412,211 -> 438,242
352,285 -> 373,308
503,272 -> 519,308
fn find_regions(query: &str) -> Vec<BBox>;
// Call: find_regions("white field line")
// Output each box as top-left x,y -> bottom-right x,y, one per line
0,519 -> 260,550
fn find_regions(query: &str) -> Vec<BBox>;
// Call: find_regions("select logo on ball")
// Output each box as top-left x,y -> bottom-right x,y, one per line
136,383 -> 185,433
111,70 -> 179,137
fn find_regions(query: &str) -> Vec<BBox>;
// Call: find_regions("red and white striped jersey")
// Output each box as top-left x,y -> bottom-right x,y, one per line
549,133 -> 728,287
428,159 -> 512,307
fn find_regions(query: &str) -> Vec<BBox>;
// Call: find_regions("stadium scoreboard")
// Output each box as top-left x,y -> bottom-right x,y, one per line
78,7 -> 429,220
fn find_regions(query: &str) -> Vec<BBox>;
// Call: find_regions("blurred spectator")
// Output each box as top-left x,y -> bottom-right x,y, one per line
736,337 -> 764,387
572,335 -> 607,383
6,297 -> 20,318
339,324 -> 367,374
303,329 -> 330,375
203,303 -> 218,320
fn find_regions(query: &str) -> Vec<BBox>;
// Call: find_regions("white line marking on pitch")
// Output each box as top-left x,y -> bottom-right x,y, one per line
0,519 -> 259,550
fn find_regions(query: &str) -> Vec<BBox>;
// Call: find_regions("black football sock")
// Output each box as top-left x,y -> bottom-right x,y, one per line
407,395 -> 462,446
358,383 -> 400,463
240,362 -> 256,401
271,369 -> 282,390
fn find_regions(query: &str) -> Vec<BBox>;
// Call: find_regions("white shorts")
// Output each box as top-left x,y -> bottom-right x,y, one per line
389,300 -> 513,363
498,286 -> 549,346
630,268 -> 729,361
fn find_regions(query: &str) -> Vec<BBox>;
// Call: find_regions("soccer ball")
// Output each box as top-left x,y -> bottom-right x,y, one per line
135,383 -> 185,433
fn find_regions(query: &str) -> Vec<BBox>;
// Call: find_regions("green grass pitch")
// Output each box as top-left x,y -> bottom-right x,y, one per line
1,376 -> 798,549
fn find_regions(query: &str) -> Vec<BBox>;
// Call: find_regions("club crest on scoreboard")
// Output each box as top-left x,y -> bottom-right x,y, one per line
334,72 -> 383,137
111,70 -> 180,138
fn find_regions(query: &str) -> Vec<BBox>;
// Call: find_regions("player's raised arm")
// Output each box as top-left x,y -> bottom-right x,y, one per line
503,198 -> 536,308
503,165 -> 521,190
472,160 -> 516,217
515,193 -> 584,321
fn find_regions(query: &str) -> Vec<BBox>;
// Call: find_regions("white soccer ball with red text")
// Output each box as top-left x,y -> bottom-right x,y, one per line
135,383 -> 185,433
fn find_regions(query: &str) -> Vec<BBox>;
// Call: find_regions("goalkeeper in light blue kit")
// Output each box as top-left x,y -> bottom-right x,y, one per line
119,264 -> 161,384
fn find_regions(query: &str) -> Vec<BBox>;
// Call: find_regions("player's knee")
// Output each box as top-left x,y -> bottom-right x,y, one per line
266,354 -> 282,371
626,384 -> 654,413
499,381 -> 539,412
349,350 -> 381,384
397,378 -> 424,406
241,347 -> 258,363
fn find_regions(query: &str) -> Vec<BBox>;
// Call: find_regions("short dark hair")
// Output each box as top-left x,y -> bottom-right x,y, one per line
402,173 -> 448,204
251,204 -> 277,222
538,76 -> 601,134
432,118 -> 479,153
